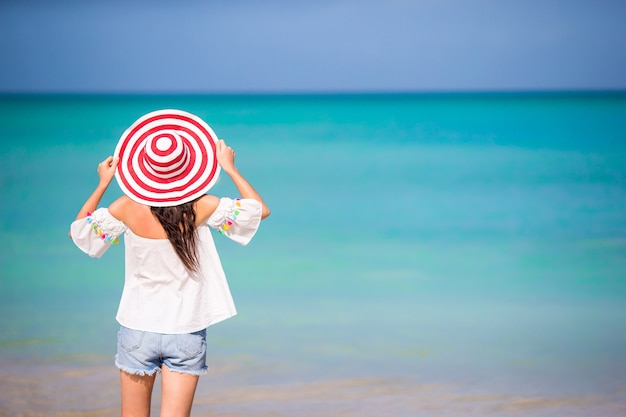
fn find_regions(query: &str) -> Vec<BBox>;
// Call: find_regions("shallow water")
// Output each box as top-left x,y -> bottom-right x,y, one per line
1,92 -> 625,415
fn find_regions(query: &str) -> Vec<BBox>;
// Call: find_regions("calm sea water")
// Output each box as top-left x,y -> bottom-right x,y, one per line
1,93 -> 625,415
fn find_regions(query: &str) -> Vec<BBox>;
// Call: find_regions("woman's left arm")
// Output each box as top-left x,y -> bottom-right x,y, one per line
74,156 -> 118,221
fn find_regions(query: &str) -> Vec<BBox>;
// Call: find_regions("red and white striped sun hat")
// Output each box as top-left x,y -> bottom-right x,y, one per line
114,109 -> 221,207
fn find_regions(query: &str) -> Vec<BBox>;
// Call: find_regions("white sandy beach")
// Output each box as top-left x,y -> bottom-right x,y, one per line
1,358 -> 625,417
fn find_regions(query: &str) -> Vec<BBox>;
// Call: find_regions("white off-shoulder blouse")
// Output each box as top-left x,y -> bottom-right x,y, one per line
70,197 -> 262,334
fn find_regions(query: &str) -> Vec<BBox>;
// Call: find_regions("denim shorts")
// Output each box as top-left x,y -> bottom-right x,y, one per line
115,326 -> 208,376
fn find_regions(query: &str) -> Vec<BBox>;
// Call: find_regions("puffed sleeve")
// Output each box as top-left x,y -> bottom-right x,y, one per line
70,208 -> 127,258
207,198 -> 262,246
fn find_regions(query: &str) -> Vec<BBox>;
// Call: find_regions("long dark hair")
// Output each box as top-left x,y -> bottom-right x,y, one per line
151,200 -> 200,272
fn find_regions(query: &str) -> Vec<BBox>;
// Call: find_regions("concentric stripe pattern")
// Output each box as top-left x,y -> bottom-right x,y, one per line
114,110 -> 220,206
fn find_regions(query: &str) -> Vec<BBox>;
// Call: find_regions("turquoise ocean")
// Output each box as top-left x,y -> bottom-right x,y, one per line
1,93 -> 625,416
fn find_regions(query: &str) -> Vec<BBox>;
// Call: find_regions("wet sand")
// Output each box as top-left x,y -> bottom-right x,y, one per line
1,359 -> 625,417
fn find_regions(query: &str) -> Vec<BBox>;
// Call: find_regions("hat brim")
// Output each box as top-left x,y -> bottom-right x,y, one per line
114,109 -> 221,207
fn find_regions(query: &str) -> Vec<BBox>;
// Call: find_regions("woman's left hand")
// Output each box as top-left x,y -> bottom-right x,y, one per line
97,156 -> 119,186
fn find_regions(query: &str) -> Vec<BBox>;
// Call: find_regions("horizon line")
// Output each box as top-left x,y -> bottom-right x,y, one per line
1,87 -> 625,97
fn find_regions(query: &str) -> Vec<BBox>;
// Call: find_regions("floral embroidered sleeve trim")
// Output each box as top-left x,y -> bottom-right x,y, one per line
86,212 -> 120,245
218,198 -> 243,235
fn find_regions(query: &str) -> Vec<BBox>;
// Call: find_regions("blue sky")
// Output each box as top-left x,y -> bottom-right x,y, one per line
1,0 -> 625,93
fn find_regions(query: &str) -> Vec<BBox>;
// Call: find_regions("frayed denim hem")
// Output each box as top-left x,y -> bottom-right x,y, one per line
115,362 -> 209,377
163,365 -> 209,377
116,361 -> 160,377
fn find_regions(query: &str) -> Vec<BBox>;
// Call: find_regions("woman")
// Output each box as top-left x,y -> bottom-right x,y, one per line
69,110 -> 270,417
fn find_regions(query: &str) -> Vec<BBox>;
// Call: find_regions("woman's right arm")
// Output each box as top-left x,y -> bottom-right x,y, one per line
215,139 -> 271,219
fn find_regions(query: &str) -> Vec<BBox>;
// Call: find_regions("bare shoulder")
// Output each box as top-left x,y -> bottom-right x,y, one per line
108,196 -> 136,222
195,195 -> 221,224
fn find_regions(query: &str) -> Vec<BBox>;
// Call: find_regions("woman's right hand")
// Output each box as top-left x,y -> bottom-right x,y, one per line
216,139 -> 237,174
214,139 -> 270,219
